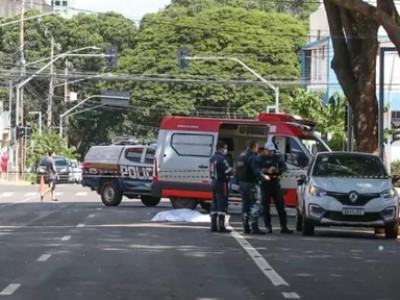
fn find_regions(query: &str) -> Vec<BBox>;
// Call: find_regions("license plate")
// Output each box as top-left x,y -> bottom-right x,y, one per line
342,207 -> 365,216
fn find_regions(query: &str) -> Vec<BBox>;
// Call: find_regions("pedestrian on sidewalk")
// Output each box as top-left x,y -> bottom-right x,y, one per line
259,142 -> 292,234
236,140 -> 270,234
209,141 -> 233,233
40,150 -> 59,202
1,150 -> 8,178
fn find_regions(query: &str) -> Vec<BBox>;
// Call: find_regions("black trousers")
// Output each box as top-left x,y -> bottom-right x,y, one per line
211,180 -> 229,213
261,182 -> 287,228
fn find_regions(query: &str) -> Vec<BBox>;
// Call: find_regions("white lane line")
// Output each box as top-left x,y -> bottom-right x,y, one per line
88,214 -> 95,218
54,192 -> 63,196
282,292 -> 301,299
229,229 -> 289,287
61,235 -> 71,241
75,192 -> 88,196
0,195 -> 38,208
37,254 -> 51,262
96,207 -> 102,210
77,223 -> 85,228
24,192 -> 37,197
0,192 -> 14,198
0,283 -> 21,295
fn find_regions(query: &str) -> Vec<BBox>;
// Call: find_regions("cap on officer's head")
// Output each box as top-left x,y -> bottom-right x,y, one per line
264,142 -> 277,151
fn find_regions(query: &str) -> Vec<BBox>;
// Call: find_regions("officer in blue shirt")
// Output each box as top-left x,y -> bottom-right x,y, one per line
259,142 -> 293,234
209,141 -> 233,232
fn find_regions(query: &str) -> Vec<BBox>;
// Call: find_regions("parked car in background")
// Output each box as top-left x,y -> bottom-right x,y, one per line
36,156 -> 73,184
70,159 -> 82,184
296,152 -> 399,239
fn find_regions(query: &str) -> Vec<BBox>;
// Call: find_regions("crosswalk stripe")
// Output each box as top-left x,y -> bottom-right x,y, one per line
24,192 -> 37,197
75,192 -> 88,196
0,192 -> 14,198
54,192 -> 63,196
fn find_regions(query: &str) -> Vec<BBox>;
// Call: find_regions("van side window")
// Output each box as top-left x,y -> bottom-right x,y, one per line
171,133 -> 214,157
144,148 -> 155,164
125,148 -> 143,163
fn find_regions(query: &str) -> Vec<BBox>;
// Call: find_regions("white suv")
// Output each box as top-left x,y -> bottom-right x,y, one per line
296,152 -> 399,239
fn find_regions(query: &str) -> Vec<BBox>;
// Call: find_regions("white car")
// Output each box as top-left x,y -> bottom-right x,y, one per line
70,159 -> 82,184
296,152 -> 399,239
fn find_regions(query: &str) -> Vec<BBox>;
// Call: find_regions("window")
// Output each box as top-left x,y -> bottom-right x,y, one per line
171,133 -> 214,157
273,137 -> 309,168
55,0 -> 60,6
125,148 -> 143,162
144,148 -> 155,164
62,1 -> 68,6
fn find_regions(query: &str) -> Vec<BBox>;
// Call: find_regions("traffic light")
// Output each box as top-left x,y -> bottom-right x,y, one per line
177,47 -> 190,70
16,125 -> 32,139
105,46 -> 118,69
392,123 -> 400,143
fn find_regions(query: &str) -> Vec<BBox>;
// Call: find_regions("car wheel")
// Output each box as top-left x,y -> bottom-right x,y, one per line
170,197 -> 198,209
141,196 -> 161,207
199,201 -> 211,213
100,181 -> 122,206
384,222 -> 399,239
302,216 -> 314,236
295,207 -> 303,232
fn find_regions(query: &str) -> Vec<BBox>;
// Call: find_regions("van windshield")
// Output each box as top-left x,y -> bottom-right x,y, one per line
299,136 -> 330,155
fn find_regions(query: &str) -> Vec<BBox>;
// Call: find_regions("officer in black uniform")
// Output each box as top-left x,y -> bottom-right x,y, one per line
209,141 -> 233,233
259,142 -> 293,234
236,140 -> 270,234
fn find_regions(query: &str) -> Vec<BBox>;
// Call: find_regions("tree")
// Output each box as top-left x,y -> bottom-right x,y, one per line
322,0 -> 400,153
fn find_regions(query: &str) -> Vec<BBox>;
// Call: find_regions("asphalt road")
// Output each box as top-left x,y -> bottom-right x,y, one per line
0,183 -> 399,300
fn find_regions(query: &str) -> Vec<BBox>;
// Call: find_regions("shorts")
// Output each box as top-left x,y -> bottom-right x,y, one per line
48,179 -> 56,191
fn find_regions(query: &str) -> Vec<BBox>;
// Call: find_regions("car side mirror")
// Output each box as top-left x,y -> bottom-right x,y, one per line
392,175 -> 400,188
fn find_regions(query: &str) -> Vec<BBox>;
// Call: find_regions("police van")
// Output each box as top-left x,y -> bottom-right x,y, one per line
82,144 -> 161,207
151,113 -> 330,210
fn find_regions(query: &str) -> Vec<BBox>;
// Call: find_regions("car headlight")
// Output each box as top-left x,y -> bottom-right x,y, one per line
309,185 -> 327,197
381,188 -> 397,199
382,206 -> 397,220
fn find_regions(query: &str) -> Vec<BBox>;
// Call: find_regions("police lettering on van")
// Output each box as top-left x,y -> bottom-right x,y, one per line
82,144 -> 161,207
151,113 -> 330,210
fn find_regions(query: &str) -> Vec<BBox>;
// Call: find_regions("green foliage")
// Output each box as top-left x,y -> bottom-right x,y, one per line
25,126 -> 79,168
391,160 -> 400,176
286,89 -> 348,150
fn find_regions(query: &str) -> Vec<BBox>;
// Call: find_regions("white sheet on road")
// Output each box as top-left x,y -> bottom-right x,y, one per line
151,209 -> 210,223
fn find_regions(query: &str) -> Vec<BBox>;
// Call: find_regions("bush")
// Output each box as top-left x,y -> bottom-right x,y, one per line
391,160 -> 400,175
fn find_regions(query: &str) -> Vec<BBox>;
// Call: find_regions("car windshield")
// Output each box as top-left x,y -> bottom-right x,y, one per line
40,157 -> 68,167
299,136 -> 330,155
312,153 -> 387,178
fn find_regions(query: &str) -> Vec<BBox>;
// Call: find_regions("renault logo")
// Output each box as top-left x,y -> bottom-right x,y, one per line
349,191 -> 358,203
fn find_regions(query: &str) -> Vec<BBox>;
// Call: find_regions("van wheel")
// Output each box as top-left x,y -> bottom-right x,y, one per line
141,196 -> 161,207
170,198 -> 198,209
295,207 -> 303,232
199,202 -> 211,212
384,222 -> 399,239
101,181 -> 122,206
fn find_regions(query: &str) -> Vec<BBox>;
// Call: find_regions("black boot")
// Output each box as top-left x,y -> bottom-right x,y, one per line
210,213 -> 218,232
218,214 -> 231,233
251,223 -> 266,235
243,221 -> 251,234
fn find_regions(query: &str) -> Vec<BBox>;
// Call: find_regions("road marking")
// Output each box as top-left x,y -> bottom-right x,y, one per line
0,192 -> 14,198
0,195 -> 38,208
282,292 -> 300,299
0,283 -> 21,295
229,230 -> 289,287
77,223 -> 85,228
37,254 -> 51,262
61,235 -> 71,241
88,214 -> 95,218
54,192 -> 63,196
24,192 -> 37,197
96,207 -> 102,210
75,192 -> 88,196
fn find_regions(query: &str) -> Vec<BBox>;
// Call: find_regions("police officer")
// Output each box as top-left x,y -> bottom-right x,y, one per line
259,142 -> 293,234
209,141 -> 233,233
236,140 -> 270,234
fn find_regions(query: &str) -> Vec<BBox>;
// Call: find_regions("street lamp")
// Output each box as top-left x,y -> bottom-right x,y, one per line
28,111 -> 42,136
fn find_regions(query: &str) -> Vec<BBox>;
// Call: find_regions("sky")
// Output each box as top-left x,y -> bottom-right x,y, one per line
49,0 -> 172,21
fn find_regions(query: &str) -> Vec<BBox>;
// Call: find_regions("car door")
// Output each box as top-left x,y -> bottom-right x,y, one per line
118,146 -> 150,193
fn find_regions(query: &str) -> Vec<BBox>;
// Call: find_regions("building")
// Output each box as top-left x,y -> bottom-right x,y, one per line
51,0 -> 75,18
0,0 -> 51,18
302,3 -> 400,163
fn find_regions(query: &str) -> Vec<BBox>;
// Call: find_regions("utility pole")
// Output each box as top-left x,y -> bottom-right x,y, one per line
47,36 -> 55,130
18,0 -> 26,178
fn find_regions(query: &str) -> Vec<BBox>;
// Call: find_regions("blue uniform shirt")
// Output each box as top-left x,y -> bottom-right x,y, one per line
209,152 -> 233,181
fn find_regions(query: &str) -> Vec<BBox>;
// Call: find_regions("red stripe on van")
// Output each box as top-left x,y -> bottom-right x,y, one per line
160,116 -> 265,131
162,189 -> 212,199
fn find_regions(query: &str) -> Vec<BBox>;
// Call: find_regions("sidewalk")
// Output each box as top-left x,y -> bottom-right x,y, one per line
0,174 -> 33,186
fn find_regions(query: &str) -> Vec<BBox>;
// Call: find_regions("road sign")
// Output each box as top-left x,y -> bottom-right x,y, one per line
100,91 -> 130,107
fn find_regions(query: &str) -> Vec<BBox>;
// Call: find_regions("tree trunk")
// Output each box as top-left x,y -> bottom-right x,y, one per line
324,1 -> 379,153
